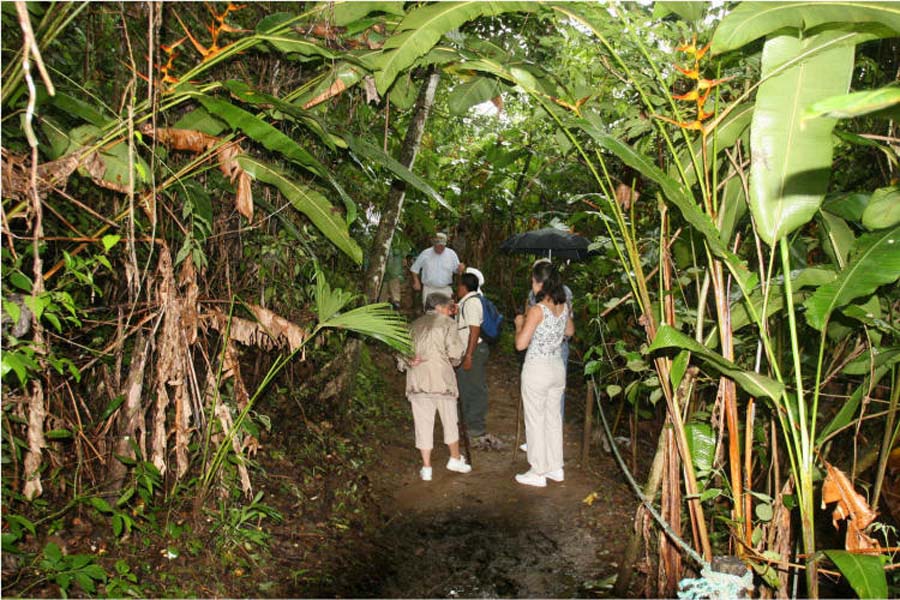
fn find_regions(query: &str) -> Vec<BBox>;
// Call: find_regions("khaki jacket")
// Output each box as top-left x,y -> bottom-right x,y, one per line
403,312 -> 466,397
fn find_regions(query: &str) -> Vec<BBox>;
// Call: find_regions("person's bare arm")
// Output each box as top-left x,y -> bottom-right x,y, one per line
514,305 -> 543,351
411,271 -> 421,291
462,324 -> 480,370
565,312 -> 575,338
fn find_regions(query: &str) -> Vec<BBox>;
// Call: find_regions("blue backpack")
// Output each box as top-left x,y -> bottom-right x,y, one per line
463,293 -> 504,343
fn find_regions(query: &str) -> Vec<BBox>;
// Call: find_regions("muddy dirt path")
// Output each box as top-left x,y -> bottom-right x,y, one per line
336,350 -> 638,598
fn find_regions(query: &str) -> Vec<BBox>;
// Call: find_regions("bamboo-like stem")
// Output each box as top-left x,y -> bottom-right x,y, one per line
779,237 -> 818,598
873,369 -> 900,508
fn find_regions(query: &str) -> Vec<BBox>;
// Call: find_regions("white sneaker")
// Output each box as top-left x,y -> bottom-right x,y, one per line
515,470 -> 547,487
420,466 -> 432,481
519,443 -> 527,452
544,468 -> 564,482
446,456 -> 472,474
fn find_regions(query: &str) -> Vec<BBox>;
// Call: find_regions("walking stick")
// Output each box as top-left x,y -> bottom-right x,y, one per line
457,397 -> 472,467
513,393 -> 523,463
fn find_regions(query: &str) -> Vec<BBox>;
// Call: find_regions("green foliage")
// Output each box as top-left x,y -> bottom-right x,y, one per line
862,186 -> 900,230
825,550 -> 888,599
374,1 -> 538,94
105,559 -> 145,598
206,491 -> 283,553
804,85 -> 900,121
803,225 -> 900,330
648,325 -> 785,401
38,542 -> 107,598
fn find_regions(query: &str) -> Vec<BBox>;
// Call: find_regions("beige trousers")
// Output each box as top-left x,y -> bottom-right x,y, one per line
409,393 -> 459,450
521,357 -> 566,474
422,284 -> 453,309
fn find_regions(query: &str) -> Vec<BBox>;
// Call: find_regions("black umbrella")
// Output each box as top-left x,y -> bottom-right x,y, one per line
499,227 -> 595,261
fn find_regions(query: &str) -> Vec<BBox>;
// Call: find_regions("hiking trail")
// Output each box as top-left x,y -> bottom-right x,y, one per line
331,349 -> 640,597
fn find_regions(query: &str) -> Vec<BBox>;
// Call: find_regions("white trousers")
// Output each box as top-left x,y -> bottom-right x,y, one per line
521,357 -> 566,474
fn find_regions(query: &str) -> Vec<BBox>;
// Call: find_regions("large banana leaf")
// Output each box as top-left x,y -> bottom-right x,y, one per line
297,61 -> 367,108
342,135 -> 454,213
259,35 -> 336,60
374,1 -> 536,94
331,1 -> 406,26
803,225 -> 900,330
48,91 -> 108,127
711,1 -> 900,54
649,325 -> 785,401
576,122 -> 756,291
195,94 -> 326,178
237,156 -> 362,264
748,31 -> 854,247
195,93 -> 356,223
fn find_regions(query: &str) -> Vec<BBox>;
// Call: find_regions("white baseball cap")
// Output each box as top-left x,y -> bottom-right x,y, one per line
466,267 -> 485,290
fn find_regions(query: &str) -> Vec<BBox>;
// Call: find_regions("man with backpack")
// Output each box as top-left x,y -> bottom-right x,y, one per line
456,272 -> 502,444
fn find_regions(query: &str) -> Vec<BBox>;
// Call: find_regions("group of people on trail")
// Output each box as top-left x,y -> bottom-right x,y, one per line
397,232 -> 575,488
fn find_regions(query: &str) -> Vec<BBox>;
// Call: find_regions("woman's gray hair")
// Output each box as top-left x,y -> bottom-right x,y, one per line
425,292 -> 452,312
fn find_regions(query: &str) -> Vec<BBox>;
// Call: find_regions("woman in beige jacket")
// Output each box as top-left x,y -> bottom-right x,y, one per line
401,293 -> 473,481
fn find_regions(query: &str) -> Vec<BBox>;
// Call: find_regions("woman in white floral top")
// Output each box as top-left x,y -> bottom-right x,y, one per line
513,262 -> 575,487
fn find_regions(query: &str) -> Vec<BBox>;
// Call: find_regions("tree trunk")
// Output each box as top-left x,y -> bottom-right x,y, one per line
363,68 -> 441,302
331,68 -> 441,403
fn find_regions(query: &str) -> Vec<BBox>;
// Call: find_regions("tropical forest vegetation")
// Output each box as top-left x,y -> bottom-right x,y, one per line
1,1 -> 899,597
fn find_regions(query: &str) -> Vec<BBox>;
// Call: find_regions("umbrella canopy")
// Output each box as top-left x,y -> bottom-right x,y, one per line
499,227 -> 595,261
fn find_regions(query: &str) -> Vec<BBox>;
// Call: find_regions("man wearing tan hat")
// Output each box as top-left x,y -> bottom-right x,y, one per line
410,232 -> 464,309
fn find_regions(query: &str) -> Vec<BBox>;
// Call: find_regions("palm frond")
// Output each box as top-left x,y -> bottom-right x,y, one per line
320,303 -> 412,354
315,269 -> 355,323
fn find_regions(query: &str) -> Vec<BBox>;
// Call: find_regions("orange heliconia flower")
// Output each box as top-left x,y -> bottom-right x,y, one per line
669,35 -> 729,134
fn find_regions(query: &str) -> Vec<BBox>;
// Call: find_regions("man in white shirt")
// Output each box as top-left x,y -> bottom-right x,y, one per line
455,272 -> 490,440
410,232 -> 464,309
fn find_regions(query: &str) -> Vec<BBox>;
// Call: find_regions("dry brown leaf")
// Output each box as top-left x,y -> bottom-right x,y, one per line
2,151 -> 84,200
140,125 -> 220,152
142,127 -> 253,221
151,247 -> 178,475
177,256 -> 200,345
23,381 -> 46,500
821,460 -> 880,550
217,142 -> 242,181
303,77 -> 348,110
235,171 -> 253,221
363,76 -> 380,105
82,152 -> 131,193
615,183 -> 640,211
206,306 -> 307,352
491,95 -> 504,114
246,304 -> 306,352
